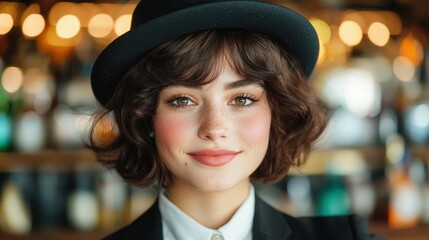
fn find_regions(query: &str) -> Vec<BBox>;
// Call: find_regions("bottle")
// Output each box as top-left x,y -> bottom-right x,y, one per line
67,165 -> 99,231
97,171 -> 127,229
317,173 -> 351,216
287,175 -> 314,216
0,175 -> 32,234
0,81 -> 12,151
34,167 -> 69,229
387,141 -> 422,228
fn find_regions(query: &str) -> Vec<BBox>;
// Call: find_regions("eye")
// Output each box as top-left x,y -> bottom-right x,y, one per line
231,94 -> 256,107
170,96 -> 194,107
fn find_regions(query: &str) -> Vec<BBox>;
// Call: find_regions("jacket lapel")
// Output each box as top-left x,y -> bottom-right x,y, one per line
123,194 -> 292,240
252,195 -> 292,240
118,200 -> 163,240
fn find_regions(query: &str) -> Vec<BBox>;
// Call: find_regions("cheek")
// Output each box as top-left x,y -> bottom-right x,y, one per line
239,109 -> 271,145
153,113 -> 193,149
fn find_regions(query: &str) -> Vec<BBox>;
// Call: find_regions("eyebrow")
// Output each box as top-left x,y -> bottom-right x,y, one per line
224,79 -> 262,90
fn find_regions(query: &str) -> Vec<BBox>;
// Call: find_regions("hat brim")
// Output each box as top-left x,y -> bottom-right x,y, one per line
91,1 -> 319,105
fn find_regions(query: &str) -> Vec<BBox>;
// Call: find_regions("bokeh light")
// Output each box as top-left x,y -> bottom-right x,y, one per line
399,34 -> 424,66
0,13 -> 14,35
22,14 -> 45,38
114,14 -> 132,36
23,68 -> 48,94
322,68 -> 381,117
343,69 -> 381,117
368,22 -> 390,47
404,103 -> 429,144
49,2 -> 79,26
393,56 -> 415,82
310,18 -> 332,44
14,111 -> 45,152
88,13 -> 114,38
0,113 -> 12,151
2,67 -> 24,93
56,15 -> 81,39
339,20 -> 363,46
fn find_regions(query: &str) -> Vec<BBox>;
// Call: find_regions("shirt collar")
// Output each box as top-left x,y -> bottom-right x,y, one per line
159,185 -> 255,240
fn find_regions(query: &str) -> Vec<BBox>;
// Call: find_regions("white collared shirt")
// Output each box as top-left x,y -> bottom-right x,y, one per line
159,185 -> 255,240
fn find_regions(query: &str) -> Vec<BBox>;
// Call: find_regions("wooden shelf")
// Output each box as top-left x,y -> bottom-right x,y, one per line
370,222 -> 429,240
0,149 -> 98,171
0,146 -> 427,172
0,229 -> 109,240
289,146 -> 429,175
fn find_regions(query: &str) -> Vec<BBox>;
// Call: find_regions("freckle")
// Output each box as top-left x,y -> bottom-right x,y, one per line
185,163 -> 188,166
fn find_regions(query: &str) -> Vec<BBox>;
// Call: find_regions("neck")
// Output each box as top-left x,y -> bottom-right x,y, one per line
166,179 -> 251,229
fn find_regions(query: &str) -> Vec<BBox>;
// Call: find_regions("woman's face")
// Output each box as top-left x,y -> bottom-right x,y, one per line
153,61 -> 272,193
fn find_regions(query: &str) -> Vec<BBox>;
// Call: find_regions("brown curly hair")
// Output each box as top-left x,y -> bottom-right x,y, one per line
88,29 -> 328,187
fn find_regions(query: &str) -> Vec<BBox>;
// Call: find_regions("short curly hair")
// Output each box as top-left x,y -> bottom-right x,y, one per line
88,29 -> 328,187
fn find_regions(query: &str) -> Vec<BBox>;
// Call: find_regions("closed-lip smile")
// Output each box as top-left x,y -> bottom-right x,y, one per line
188,149 -> 240,167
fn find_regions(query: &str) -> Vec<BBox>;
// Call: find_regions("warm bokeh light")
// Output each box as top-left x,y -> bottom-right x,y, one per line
56,15 -> 81,39
399,34 -> 423,66
23,68 -> 48,94
22,14 -> 45,38
2,67 -> 24,93
317,42 -> 327,65
44,25 -> 82,49
368,22 -> 390,47
339,21 -> 363,46
323,67 -> 380,117
342,10 -> 402,36
393,56 -> 415,82
49,2 -> 79,26
310,18 -> 331,44
343,69 -> 381,117
88,13 -> 114,38
342,11 -> 365,31
0,13 -> 14,35
78,3 -> 100,28
114,14 -> 132,36
92,113 -> 119,147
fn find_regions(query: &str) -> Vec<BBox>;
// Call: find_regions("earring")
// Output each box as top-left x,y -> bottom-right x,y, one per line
149,131 -> 154,138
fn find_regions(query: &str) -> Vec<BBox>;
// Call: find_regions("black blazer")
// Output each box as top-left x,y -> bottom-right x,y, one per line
104,195 -> 384,240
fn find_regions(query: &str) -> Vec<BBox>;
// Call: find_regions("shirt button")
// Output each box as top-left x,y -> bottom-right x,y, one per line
210,231 -> 225,240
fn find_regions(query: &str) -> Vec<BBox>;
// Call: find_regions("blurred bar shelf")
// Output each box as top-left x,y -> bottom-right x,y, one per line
370,222 -> 429,240
0,146 -> 428,172
0,149 -> 99,171
0,229 -> 109,240
291,146 -> 429,175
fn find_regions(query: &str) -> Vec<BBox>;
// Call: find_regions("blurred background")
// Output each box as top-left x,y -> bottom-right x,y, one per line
0,0 -> 428,239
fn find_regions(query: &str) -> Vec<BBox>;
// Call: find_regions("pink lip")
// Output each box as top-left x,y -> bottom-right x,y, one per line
188,149 -> 240,167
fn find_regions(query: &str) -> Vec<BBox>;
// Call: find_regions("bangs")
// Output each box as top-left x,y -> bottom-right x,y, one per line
145,29 -> 283,88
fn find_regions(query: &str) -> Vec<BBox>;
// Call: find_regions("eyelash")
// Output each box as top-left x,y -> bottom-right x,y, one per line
167,93 -> 259,109
167,94 -> 194,109
231,93 -> 259,109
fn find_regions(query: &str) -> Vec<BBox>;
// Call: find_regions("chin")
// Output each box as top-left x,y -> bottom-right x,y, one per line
191,176 -> 248,193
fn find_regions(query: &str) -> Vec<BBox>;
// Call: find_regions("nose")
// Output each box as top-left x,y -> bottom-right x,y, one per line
198,105 -> 228,141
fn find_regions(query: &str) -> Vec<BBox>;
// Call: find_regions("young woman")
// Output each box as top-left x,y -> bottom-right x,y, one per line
89,1 -> 383,239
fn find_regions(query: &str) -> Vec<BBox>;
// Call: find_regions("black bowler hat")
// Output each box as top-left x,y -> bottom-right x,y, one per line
91,0 -> 319,106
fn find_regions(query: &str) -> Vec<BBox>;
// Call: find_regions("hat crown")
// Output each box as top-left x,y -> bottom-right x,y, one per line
132,0 -> 255,28
92,0 -> 319,106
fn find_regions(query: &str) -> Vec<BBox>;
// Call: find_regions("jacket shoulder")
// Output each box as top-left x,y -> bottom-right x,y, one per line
102,202 -> 163,240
